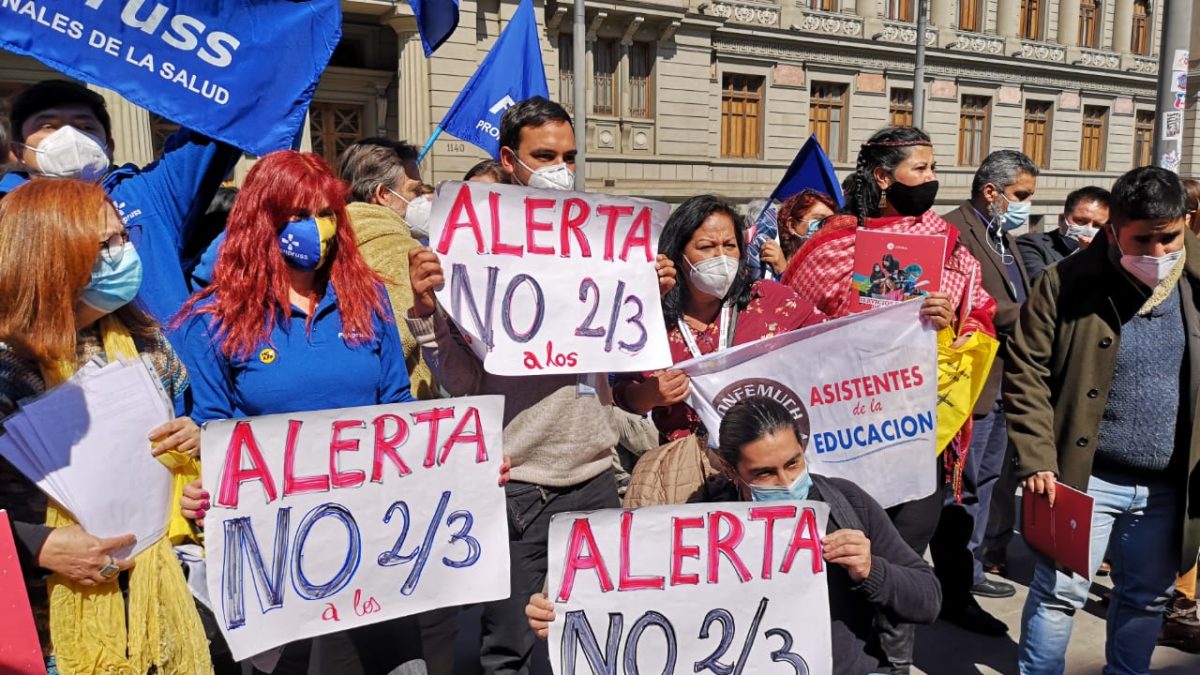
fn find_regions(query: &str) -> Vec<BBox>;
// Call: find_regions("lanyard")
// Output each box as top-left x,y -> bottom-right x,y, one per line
678,303 -> 737,359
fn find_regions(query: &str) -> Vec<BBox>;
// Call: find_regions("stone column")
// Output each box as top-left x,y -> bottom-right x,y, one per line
995,0 -> 1022,53
90,85 -> 153,167
388,18 -> 432,149
1057,0 -> 1080,46
1112,0 -> 1133,54
931,0 -> 957,47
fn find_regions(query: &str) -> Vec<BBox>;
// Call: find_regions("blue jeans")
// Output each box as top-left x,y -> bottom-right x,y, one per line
961,400 -> 1009,584
1017,470 -> 1182,675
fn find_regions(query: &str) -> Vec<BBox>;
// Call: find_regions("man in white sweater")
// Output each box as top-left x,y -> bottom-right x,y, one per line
406,97 -> 674,674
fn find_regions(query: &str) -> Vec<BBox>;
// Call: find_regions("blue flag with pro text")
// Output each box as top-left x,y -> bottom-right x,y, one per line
411,0 -> 460,56
436,0 -> 548,158
0,0 -> 341,157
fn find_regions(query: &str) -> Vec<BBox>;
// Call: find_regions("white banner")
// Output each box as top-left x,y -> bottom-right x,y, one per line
681,302 -> 938,509
201,397 -> 510,660
547,502 -> 833,675
428,181 -> 673,376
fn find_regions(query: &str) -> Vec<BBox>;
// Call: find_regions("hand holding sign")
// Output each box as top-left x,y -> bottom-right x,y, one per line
428,182 -> 673,375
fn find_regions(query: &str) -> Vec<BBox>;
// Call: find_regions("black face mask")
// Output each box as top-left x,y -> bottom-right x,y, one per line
885,180 -> 939,217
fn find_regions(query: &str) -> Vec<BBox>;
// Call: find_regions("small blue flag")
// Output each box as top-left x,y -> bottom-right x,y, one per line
769,135 -> 845,207
0,0 -> 340,157
746,203 -> 779,274
432,0 -> 549,158
411,0 -> 461,56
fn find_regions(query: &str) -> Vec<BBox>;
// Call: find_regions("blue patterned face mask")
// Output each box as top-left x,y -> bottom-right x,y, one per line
278,216 -> 337,270
746,469 -> 813,502
81,243 -> 143,312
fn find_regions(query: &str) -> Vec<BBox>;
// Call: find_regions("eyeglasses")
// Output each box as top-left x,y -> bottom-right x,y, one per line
99,230 -> 130,266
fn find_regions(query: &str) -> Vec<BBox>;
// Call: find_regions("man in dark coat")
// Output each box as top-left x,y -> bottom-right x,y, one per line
938,150 -> 1038,635
1007,167 -> 1200,673
1016,186 -> 1111,280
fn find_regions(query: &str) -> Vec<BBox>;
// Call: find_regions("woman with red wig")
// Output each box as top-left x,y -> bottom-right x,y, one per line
174,151 -> 419,673
759,188 -> 839,276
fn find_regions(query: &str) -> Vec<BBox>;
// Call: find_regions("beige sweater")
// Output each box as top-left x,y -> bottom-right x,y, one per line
406,310 -> 618,487
349,201 -> 437,400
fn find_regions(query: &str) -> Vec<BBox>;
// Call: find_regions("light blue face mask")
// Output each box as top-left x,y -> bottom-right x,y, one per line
81,242 -> 143,312
746,469 -> 813,502
998,194 -> 1032,231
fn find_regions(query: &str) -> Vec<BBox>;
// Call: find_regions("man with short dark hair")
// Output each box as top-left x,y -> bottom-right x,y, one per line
497,96 -> 576,190
1008,167 -> 1200,673
5,79 -> 239,323
1017,186 -> 1111,280
408,99 -> 673,675
937,149 -> 1038,635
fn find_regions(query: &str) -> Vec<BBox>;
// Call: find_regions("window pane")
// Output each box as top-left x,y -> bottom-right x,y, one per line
721,74 -> 764,158
593,40 -> 616,116
959,0 -> 981,31
629,42 -> 653,118
1020,0 -> 1041,39
558,34 -> 574,111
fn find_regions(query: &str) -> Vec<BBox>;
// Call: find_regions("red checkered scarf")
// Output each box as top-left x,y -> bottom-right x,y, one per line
781,210 -> 998,499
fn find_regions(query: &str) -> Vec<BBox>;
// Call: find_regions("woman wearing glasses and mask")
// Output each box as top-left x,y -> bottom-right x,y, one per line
0,179 -> 210,675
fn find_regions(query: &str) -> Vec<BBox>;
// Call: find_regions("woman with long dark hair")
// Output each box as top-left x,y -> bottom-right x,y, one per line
174,151 -> 421,674
616,195 -> 825,505
781,126 -> 998,667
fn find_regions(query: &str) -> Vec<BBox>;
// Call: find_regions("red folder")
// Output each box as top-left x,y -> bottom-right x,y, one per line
1022,481 -> 1094,579
0,510 -> 46,674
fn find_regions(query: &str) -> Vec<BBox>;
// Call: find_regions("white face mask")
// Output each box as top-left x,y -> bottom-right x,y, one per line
686,254 -> 739,299
23,125 -> 110,181
516,158 -> 575,191
1064,219 -> 1099,243
1113,227 -> 1185,288
388,188 -> 433,240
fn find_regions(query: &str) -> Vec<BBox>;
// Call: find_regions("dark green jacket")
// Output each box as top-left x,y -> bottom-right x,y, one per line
1004,229 -> 1200,572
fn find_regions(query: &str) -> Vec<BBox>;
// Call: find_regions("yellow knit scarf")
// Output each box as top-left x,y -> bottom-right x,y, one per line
43,316 -> 213,675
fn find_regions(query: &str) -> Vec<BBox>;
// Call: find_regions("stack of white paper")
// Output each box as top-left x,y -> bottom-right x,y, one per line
0,357 -> 175,558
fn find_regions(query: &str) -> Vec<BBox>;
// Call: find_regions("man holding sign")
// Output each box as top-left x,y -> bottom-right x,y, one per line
527,397 -> 941,675
406,98 -> 676,675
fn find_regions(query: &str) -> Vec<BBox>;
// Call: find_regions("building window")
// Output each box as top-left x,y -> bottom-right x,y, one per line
592,39 -> 618,116
721,74 -> 764,159
1132,0 -> 1151,55
958,95 -> 991,166
558,34 -> 574,111
810,82 -> 848,162
1078,0 -> 1099,48
309,101 -> 364,169
1080,105 -> 1108,171
886,0 -> 914,21
959,0 -> 982,31
148,113 -> 181,158
1019,0 -> 1042,40
890,88 -> 914,127
804,0 -> 837,10
629,42 -> 654,119
1134,110 -> 1154,167
1023,101 -> 1053,169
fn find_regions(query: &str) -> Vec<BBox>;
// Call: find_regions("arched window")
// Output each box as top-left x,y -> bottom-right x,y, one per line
1079,0 -> 1099,48
1019,0 -> 1042,40
1131,0 -> 1151,55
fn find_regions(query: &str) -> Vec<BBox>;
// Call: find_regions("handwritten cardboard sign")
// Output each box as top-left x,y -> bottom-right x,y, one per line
201,397 -> 510,660
429,181 -> 673,376
547,502 -> 833,675
681,301 -> 939,509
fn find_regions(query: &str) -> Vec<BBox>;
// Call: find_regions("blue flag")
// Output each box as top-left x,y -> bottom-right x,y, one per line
0,0 -> 340,157
769,135 -> 845,207
434,0 -> 549,158
746,203 -> 779,275
411,0 -> 460,56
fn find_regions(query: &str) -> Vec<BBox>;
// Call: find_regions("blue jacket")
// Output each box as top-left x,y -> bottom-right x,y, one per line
177,283 -> 413,423
104,130 -> 240,325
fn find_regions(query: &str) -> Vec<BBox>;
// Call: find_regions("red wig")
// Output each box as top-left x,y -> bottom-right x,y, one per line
777,188 -> 840,256
176,151 -> 386,359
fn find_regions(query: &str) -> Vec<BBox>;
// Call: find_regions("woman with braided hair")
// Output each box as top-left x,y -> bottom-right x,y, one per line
781,126 -> 998,672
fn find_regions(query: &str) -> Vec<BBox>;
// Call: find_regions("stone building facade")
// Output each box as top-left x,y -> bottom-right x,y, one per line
0,0 -> 1186,227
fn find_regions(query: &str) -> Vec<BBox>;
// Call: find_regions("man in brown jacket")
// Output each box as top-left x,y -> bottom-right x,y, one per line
1007,167 -> 1200,673
939,150 -> 1038,633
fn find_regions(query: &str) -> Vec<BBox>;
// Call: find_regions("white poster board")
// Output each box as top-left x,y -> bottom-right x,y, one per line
201,396 -> 510,660
681,301 -> 939,508
428,181 -> 672,376
547,502 -> 833,675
